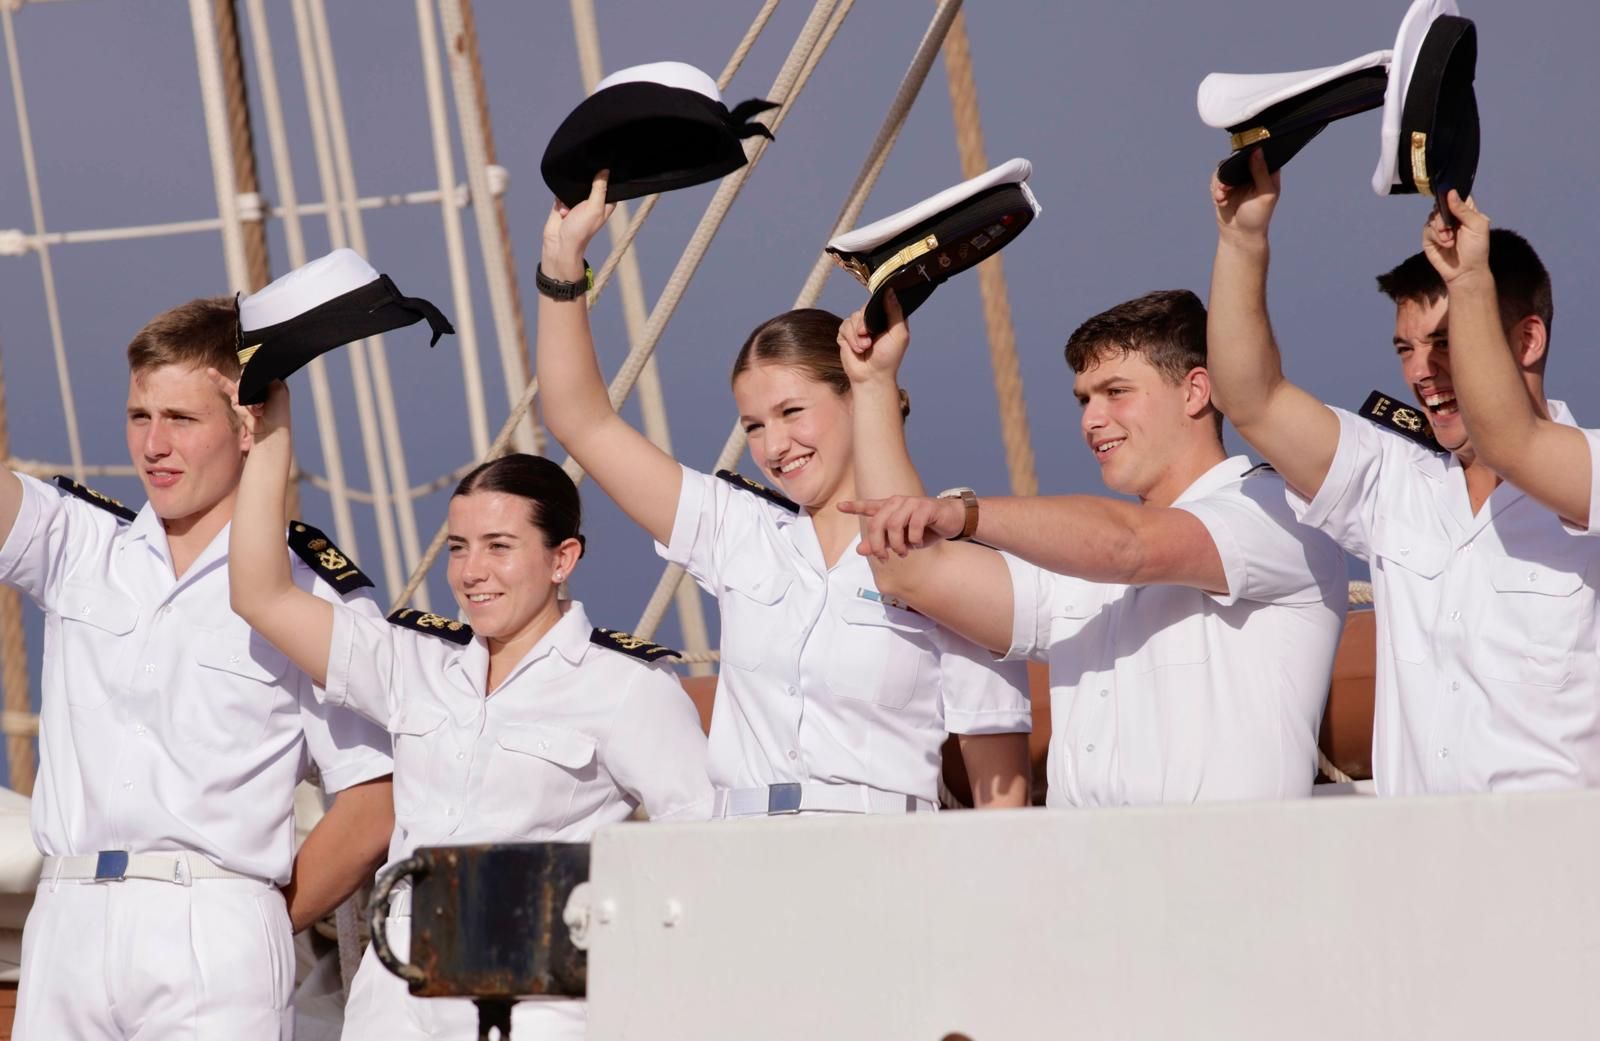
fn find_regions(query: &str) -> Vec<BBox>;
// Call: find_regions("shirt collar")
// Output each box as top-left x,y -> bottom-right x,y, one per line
1171,455 -> 1253,506
124,505 -> 230,584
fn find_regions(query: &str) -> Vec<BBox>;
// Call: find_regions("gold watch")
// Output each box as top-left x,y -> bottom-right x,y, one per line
937,487 -> 979,541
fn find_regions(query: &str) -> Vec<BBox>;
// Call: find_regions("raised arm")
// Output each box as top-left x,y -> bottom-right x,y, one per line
1207,150 -> 1341,502
1422,192 -> 1589,525
537,173 -> 682,545
213,374 -> 334,686
0,466 -> 21,549
837,296 -> 1015,654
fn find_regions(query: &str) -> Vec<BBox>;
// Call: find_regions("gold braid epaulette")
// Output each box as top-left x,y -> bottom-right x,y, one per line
715,469 -> 799,513
1358,390 -> 1446,454
288,522 -> 374,596
589,627 -> 680,663
51,475 -> 137,523
388,608 -> 474,646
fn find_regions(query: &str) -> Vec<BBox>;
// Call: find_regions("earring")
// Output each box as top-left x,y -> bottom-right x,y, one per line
553,571 -> 564,582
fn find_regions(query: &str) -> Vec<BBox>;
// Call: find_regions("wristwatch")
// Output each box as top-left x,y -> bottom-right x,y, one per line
535,260 -> 592,302
937,486 -> 980,542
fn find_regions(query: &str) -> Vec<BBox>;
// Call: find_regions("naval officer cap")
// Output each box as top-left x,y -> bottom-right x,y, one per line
540,61 -> 779,208
1372,0 -> 1478,215
236,249 -> 453,407
826,158 -> 1041,334
1198,49 -> 1391,187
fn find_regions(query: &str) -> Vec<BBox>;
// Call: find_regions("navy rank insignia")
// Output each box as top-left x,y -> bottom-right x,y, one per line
51,475 -> 137,523
590,627 -> 680,663
288,522 -> 374,595
715,469 -> 799,513
388,608 -> 474,645
1358,391 -> 1445,454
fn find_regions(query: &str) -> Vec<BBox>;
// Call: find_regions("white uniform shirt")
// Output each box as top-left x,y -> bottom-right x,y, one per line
324,597 -> 712,865
1007,457 -> 1347,807
658,466 -> 1032,804
1292,403 -> 1600,794
0,474 -> 393,884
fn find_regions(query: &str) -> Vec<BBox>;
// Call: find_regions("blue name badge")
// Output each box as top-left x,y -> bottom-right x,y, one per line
856,587 -> 919,614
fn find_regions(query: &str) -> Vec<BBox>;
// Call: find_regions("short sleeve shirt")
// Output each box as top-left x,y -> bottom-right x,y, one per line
658,466 -> 1032,804
0,474 -> 394,884
1007,457 -> 1348,807
324,598 -> 713,867
1292,403 -> 1600,794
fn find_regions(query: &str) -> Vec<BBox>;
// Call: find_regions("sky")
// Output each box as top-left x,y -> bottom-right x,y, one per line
1,0 -> 1598,746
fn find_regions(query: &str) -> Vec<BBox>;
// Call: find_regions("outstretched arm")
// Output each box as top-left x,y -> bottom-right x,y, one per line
1207,149 -> 1341,502
1422,192 -> 1589,524
537,172 -> 682,546
213,373 -> 334,686
838,297 -> 1016,654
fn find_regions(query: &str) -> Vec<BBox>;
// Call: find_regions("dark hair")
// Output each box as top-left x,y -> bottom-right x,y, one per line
1376,228 -> 1554,338
730,308 -> 910,419
452,453 -> 585,555
1063,289 -> 1218,435
127,296 -> 241,378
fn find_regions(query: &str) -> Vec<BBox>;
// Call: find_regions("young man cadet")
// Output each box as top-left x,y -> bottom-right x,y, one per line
0,296 -> 395,1039
1419,191 -> 1600,530
838,289 -> 1347,807
1206,153 -> 1600,794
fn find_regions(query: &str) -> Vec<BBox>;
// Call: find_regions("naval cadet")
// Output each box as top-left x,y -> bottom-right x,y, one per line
537,172 -> 1033,817
841,284 -> 1348,806
0,296 -> 395,1039
1207,157 -> 1600,787
221,370 -> 713,1041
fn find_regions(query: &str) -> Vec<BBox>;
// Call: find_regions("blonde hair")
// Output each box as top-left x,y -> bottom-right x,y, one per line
126,296 -> 241,379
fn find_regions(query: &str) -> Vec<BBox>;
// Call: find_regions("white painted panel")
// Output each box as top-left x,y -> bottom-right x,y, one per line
582,794 -> 1600,1040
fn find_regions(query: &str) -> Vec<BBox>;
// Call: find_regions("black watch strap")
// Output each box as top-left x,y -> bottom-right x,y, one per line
536,260 -> 592,302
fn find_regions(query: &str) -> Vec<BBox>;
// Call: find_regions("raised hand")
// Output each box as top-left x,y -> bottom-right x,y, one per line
207,368 -> 289,443
1212,147 -> 1281,242
838,493 -> 964,560
541,171 -> 616,281
837,289 -> 910,387
1422,190 -> 1491,288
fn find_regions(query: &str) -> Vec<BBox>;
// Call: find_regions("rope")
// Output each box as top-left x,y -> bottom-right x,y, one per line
636,0 -> 964,639
569,0 -> 715,676
290,0 -> 409,599
1317,748 -> 1356,785
390,0 -> 793,609
304,0 -> 428,607
0,712 -> 36,740
941,8 -> 1037,498
2,5 -> 83,478
413,0 -> 491,458
1348,580 -> 1374,607
187,0 -> 251,293
0,348 -> 34,793
437,0 -> 543,456
213,0 -> 272,292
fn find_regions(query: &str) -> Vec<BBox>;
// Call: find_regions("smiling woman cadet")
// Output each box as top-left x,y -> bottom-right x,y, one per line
535,174 -> 1033,817
218,376 -> 713,1041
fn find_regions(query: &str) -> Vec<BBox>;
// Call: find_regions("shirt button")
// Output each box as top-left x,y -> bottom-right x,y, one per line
785,685 -> 797,697
1086,743 -> 1096,753
456,751 -> 465,760
121,780 -> 133,790
1438,748 -> 1450,759
446,807 -> 456,817
1098,688 -> 1109,699
538,741 -> 550,752
81,606 -> 92,616
228,654 -> 240,665
1399,548 -> 1411,556
1527,571 -> 1538,582
1450,680 -> 1461,691
143,663 -> 155,674
1449,611 -> 1461,622
787,749 -> 798,761
134,725 -> 146,736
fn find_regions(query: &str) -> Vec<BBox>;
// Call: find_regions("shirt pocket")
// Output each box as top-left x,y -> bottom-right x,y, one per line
188,631 -> 291,752
1128,586 -> 1211,672
483,723 -> 598,835
1478,558 -> 1589,688
717,569 -> 793,671
56,579 -> 138,708
822,599 -> 934,709
1370,528 -> 1448,664
390,701 -> 449,820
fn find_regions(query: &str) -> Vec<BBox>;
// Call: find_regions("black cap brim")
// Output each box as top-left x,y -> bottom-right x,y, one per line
1395,15 -> 1478,212
1216,65 -> 1389,187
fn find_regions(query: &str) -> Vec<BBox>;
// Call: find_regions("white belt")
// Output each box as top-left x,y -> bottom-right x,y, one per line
42,851 -> 257,886
714,783 -> 934,818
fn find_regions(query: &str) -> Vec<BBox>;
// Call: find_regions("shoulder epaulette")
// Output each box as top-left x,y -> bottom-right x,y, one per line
1242,462 -> 1277,478
1358,390 -> 1446,454
288,521 -> 374,596
388,608 -> 474,646
589,627 -> 681,663
715,469 -> 799,513
51,475 -> 136,523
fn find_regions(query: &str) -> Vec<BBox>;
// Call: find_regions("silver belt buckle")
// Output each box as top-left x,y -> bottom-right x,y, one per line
94,850 -> 129,882
767,783 -> 802,814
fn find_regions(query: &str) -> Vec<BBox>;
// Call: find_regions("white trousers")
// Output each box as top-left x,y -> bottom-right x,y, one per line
342,914 -> 585,1041
15,874 -> 294,1040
